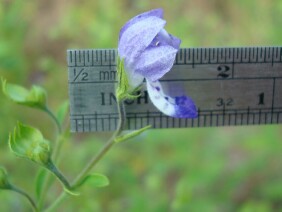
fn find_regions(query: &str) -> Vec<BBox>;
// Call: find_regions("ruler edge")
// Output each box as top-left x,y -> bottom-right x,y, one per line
67,46 -> 282,132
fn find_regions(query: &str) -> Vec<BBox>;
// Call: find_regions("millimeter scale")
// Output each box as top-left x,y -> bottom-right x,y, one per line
67,47 -> 282,132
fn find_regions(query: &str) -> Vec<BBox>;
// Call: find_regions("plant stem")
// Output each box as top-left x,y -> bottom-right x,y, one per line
74,101 -> 125,186
44,101 -> 126,212
47,161 -> 71,191
37,130 -> 66,209
11,185 -> 38,212
44,107 -> 62,134
37,122 -> 69,209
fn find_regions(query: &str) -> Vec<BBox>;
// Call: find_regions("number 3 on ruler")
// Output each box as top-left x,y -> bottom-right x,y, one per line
216,98 -> 234,107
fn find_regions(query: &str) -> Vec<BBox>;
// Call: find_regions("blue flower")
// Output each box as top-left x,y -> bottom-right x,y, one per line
118,9 -> 197,118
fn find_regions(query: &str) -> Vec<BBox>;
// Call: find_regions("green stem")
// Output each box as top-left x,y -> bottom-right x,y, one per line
37,169 -> 48,210
37,156 -> 71,209
47,160 -> 71,191
11,185 -> 38,212
73,101 -> 125,186
44,101 -> 126,212
37,124 -> 69,209
44,107 -> 62,134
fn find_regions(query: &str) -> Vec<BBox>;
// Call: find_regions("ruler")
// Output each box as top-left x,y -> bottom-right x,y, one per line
67,47 -> 282,132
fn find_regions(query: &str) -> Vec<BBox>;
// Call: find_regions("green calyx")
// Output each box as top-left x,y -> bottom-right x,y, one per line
116,57 -> 141,102
8,123 -> 76,195
9,122 -> 51,166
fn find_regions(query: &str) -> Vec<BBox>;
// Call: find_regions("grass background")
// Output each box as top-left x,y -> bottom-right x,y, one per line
0,0 -> 282,211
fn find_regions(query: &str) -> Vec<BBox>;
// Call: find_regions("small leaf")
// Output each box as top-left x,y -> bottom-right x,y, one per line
1,78 -> 47,110
0,167 -> 12,190
74,173 -> 109,190
115,125 -> 151,143
56,100 -> 69,126
9,122 -> 52,166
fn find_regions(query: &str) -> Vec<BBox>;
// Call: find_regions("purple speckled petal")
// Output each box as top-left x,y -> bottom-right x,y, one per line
146,80 -> 198,118
119,8 -> 163,40
133,45 -> 177,81
118,16 -> 166,66
158,29 -> 181,49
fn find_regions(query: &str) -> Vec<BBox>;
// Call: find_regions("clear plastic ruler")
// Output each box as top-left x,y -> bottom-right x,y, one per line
67,47 -> 282,132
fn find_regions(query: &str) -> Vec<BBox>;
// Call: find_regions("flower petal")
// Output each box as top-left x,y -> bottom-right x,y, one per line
157,29 -> 181,49
118,16 -> 166,66
146,80 -> 198,118
134,45 -> 177,82
119,8 -> 163,40
126,68 -> 144,89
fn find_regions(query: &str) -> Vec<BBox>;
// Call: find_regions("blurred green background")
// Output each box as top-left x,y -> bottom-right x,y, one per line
0,0 -> 282,211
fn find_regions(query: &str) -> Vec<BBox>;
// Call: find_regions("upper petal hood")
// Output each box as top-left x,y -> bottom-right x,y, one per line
119,8 -> 163,40
118,16 -> 166,66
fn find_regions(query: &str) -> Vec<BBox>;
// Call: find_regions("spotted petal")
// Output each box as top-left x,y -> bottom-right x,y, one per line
134,45 -> 177,82
119,8 -> 163,40
146,80 -> 197,118
118,16 -> 166,66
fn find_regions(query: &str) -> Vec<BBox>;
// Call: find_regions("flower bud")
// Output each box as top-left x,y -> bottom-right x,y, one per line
9,122 -> 51,166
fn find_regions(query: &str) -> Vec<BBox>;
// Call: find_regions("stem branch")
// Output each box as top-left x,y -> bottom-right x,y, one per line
44,101 -> 126,211
11,186 -> 38,212
44,107 -> 62,134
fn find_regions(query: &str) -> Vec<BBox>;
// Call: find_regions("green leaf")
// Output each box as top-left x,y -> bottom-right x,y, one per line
74,173 -> 109,190
115,125 -> 151,143
1,78 -> 47,110
0,167 -> 12,190
56,100 -> 69,126
9,122 -> 52,166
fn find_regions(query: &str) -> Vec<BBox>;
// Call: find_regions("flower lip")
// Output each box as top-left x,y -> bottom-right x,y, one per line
147,81 -> 198,118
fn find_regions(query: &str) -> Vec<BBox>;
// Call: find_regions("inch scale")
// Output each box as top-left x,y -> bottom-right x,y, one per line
67,47 -> 282,132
